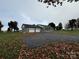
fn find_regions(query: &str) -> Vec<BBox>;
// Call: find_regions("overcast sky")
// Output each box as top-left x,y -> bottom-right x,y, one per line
0,0 -> 79,30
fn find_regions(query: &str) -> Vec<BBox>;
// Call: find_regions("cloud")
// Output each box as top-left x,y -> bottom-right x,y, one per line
0,0 -> 79,30
2,26 -> 8,31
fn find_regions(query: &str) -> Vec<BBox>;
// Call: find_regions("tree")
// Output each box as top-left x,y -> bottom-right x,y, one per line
0,21 -> 3,32
56,26 -> 59,30
76,18 -> 79,28
48,22 -> 56,30
58,22 -> 63,30
8,21 -> 13,32
13,21 -> 19,32
69,19 -> 76,30
38,0 -> 79,7
55,22 -> 63,30
7,21 -> 19,32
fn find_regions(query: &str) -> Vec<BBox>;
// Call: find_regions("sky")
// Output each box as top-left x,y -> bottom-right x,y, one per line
0,0 -> 79,30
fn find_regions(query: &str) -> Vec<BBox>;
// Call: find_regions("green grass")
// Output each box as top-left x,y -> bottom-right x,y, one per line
53,30 -> 79,35
0,32 -> 23,59
0,30 -> 79,59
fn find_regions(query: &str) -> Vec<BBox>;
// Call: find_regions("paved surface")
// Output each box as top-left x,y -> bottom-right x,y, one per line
23,32 -> 79,48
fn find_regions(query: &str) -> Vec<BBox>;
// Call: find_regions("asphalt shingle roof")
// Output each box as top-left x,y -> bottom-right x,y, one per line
22,24 -> 42,28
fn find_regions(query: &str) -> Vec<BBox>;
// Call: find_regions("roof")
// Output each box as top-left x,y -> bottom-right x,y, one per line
22,24 -> 42,28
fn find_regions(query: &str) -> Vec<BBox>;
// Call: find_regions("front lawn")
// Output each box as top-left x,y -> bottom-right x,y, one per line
53,30 -> 79,35
0,32 -> 23,59
0,31 -> 79,59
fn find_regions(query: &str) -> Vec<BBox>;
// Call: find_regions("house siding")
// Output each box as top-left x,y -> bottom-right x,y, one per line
29,28 -> 35,32
36,28 -> 41,32
22,28 -> 41,32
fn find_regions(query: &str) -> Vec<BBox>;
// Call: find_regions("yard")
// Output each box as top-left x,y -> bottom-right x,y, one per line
0,31 -> 79,59
53,30 -> 79,35
0,32 -> 23,59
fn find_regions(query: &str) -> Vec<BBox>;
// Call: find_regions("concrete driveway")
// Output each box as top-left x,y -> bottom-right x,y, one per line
23,32 -> 79,48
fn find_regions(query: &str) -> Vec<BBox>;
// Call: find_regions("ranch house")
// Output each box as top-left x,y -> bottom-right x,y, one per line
21,24 -> 42,32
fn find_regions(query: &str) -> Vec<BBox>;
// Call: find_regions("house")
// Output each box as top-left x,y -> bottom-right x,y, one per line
37,24 -> 54,32
21,24 -> 42,32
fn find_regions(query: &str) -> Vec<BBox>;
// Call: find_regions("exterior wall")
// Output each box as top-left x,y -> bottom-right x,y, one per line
22,28 -> 29,32
36,28 -> 41,32
29,28 -> 41,32
22,28 -> 41,32
29,28 -> 35,32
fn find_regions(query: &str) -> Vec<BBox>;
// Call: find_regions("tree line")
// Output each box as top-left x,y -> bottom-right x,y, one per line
0,21 -> 19,32
48,18 -> 79,31
0,21 -> 63,32
0,18 -> 79,32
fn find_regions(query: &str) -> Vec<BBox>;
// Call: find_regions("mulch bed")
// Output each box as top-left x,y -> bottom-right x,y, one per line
18,42 -> 79,59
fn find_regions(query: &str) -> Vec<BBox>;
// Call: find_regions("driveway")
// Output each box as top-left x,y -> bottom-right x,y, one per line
23,32 -> 79,48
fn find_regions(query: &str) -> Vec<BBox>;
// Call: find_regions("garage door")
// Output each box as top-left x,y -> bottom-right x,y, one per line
36,28 -> 40,32
29,28 -> 35,32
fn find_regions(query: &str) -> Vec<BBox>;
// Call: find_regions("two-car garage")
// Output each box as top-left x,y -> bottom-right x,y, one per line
28,28 -> 41,32
22,24 -> 42,33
